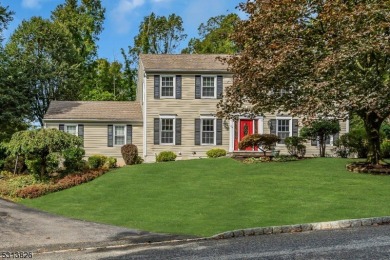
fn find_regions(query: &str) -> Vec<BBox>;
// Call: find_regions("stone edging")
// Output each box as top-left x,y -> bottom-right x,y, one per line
209,216 -> 390,240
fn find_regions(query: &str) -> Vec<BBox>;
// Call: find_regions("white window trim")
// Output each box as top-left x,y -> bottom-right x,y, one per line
160,116 -> 176,145
201,75 -> 217,99
64,124 -> 78,136
200,117 -> 216,145
113,125 -> 126,146
160,75 -> 176,98
275,116 -> 292,146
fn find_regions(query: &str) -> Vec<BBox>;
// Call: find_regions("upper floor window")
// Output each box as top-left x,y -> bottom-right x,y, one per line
154,75 -> 181,99
161,76 -> 175,98
201,76 -> 216,98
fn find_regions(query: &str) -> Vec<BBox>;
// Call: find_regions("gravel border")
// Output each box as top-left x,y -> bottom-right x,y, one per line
209,216 -> 390,240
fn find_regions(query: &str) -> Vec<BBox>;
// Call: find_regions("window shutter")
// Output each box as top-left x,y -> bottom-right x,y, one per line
217,76 -> 223,99
269,119 -> 276,135
292,119 -> 298,137
126,125 -> 132,144
195,75 -> 201,99
216,119 -> 223,145
78,124 -> 84,144
195,118 -> 201,145
154,75 -> 160,99
154,118 -> 160,145
59,124 -> 64,131
175,118 -> 182,145
176,75 -> 182,99
107,125 -> 113,147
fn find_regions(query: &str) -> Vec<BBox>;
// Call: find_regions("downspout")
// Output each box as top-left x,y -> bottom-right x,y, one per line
143,72 -> 147,159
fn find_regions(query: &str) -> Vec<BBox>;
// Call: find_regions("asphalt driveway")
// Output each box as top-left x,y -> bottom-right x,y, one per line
0,199 -> 193,253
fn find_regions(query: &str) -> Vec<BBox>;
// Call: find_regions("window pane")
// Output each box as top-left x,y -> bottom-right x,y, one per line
65,125 -> 77,135
161,118 -> 174,144
202,119 -> 215,144
277,119 -> 290,144
115,136 -> 125,145
115,126 -> 125,136
114,126 -> 125,145
202,77 -> 215,97
161,76 -> 174,97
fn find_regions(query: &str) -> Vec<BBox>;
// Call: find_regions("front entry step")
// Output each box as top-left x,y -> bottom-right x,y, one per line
230,151 -> 272,158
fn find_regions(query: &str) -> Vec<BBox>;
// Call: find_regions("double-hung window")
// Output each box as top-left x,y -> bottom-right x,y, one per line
201,118 -> 215,145
201,76 -> 216,98
114,125 -> 126,146
161,76 -> 175,98
65,125 -> 77,135
276,118 -> 292,144
161,118 -> 175,144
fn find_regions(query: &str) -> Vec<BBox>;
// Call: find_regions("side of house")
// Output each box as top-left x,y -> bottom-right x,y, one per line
43,101 -> 143,166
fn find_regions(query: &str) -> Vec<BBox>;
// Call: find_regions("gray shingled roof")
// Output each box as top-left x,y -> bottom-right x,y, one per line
140,54 -> 230,72
44,101 -> 142,121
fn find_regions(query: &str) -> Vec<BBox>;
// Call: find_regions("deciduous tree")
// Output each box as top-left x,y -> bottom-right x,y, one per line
5,17 -> 82,126
133,12 -> 187,54
182,14 -> 240,54
219,0 -> 390,164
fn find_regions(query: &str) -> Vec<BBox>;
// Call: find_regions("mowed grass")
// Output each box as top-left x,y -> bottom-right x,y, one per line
21,158 -> 390,237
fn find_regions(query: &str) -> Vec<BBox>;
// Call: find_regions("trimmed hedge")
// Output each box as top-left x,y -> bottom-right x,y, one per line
88,155 -> 107,169
156,151 -> 177,162
206,148 -> 227,158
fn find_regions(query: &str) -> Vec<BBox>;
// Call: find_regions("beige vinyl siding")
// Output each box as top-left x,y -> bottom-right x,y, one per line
144,73 -> 232,162
46,122 -> 143,166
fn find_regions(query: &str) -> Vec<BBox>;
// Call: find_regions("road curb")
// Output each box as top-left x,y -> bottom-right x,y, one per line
209,216 -> 390,240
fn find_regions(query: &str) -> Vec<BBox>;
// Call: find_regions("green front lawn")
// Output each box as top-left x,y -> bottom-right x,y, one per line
21,158 -> 390,237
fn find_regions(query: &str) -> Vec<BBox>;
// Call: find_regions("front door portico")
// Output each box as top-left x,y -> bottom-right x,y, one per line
233,117 -> 263,151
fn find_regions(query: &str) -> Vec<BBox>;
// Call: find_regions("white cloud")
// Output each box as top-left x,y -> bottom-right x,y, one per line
22,0 -> 44,9
111,0 -> 146,34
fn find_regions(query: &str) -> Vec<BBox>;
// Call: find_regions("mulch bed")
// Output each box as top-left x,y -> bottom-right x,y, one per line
346,162 -> 390,175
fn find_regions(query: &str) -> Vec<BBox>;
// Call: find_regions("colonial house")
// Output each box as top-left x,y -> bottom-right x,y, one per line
44,54 -> 349,164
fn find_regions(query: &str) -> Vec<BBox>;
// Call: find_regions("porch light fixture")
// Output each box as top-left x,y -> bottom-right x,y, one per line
267,119 -> 274,131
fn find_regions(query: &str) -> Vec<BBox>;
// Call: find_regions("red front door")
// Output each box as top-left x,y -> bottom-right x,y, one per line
234,119 -> 255,151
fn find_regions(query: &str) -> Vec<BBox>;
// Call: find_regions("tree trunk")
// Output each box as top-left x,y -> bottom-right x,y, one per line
319,136 -> 326,157
362,112 -> 384,165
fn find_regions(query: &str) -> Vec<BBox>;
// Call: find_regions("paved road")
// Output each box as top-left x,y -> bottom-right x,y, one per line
35,225 -> 390,259
0,199 -> 192,253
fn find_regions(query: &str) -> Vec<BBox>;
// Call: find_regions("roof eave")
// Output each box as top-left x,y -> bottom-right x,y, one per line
144,69 -> 230,74
43,118 -> 143,123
